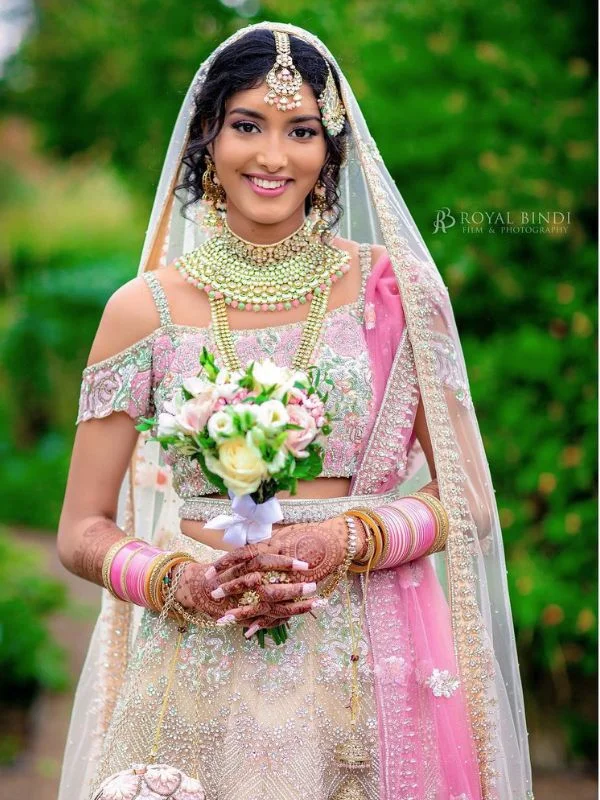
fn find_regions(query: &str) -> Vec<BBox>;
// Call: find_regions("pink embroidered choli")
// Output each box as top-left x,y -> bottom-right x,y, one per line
77,244 -> 377,499
77,245 -> 482,800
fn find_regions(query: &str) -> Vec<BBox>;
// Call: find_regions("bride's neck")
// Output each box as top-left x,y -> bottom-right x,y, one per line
225,208 -> 306,244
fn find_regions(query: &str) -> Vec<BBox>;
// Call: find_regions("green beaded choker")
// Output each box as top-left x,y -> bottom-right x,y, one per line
175,218 -> 350,313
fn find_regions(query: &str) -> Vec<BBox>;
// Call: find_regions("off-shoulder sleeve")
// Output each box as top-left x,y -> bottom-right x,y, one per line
76,335 -> 156,424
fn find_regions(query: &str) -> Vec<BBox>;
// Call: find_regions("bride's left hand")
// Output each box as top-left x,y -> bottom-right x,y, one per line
205,516 -> 348,628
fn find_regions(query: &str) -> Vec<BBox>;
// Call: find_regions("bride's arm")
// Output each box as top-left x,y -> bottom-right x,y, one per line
57,277 -> 160,584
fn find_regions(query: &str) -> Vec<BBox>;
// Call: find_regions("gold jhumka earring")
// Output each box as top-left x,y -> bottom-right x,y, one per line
200,154 -> 227,229
318,63 -> 346,136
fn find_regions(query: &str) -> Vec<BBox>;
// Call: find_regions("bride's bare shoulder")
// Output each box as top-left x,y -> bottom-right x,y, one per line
85,271 -> 165,366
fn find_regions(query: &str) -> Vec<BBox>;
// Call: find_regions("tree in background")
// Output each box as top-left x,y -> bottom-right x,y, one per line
0,0 -> 596,768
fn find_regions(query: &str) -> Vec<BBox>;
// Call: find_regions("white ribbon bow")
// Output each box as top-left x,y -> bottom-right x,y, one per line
205,491 -> 284,548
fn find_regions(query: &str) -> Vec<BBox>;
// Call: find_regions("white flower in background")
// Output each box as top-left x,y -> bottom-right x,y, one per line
252,358 -> 284,388
207,409 -> 236,441
163,388 -> 185,416
256,399 -> 289,433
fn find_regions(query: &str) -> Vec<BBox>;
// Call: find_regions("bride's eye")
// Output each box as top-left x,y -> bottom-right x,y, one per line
291,127 -> 318,139
232,121 -> 260,134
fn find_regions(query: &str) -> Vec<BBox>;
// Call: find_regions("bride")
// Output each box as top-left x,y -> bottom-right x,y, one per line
56,21 -> 534,800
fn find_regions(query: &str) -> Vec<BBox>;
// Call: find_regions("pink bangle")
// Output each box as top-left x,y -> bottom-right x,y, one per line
110,541 -> 145,600
124,545 -> 163,606
376,497 -> 438,569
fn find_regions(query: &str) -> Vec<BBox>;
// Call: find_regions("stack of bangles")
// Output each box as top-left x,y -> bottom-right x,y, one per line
346,490 -> 449,574
101,538 -> 210,626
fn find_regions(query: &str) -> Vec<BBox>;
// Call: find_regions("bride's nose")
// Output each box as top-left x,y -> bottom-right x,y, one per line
255,140 -> 289,173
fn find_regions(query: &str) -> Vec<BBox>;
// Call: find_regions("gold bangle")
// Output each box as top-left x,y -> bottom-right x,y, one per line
101,537 -> 144,600
354,520 -> 375,565
346,509 -> 383,572
364,508 -> 389,566
411,492 -> 449,555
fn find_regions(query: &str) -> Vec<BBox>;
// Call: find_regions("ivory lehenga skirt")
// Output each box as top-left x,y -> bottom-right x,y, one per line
87,524 -> 382,800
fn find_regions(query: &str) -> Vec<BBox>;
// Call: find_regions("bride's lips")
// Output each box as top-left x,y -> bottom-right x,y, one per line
243,173 -> 293,198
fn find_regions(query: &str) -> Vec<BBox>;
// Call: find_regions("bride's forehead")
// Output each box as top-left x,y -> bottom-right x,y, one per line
225,82 -> 319,114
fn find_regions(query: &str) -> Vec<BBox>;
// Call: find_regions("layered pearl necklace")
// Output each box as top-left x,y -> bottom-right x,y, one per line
175,219 -> 351,372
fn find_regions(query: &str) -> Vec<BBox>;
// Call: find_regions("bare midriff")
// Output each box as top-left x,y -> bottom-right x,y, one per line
179,476 -> 351,552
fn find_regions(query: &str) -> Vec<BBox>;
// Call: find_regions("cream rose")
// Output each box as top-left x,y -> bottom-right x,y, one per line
204,437 -> 268,496
252,358 -> 285,388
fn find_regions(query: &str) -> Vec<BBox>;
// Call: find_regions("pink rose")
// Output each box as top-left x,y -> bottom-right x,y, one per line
177,395 -> 214,434
285,406 -> 317,458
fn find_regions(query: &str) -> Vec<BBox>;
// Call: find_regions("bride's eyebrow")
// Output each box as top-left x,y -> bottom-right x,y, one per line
227,107 -> 321,125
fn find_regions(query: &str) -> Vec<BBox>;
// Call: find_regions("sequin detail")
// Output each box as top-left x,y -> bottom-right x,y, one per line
423,668 -> 461,698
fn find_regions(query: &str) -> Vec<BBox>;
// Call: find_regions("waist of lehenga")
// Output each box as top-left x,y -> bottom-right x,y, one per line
178,483 -> 405,525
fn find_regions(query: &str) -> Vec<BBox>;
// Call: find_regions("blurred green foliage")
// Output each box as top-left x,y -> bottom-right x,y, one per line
0,527 -> 69,763
0,0 -> 596,766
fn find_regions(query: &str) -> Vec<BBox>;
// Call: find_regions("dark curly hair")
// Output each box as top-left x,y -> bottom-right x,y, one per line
175,29 -> 348,232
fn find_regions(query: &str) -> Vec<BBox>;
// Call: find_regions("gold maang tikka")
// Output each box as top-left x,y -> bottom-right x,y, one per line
263,31 -> 346,137
264,31 -> 303,111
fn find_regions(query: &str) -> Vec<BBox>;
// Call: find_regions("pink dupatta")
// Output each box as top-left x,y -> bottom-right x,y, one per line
354,254 -> 482,799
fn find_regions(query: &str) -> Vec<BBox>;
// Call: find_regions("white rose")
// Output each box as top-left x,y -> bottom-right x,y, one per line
256,399 -> 289,433
204,437 -> 267,496
207,409 -> 236,442
252,358 -> 285,388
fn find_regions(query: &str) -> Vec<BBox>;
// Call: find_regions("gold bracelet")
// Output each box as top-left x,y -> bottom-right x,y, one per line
353,519 -> 375,565
411,492 -> 449,555
146,552 -> 195,611
318,515 -> 359,598
154,557 -> 196,613
101,537 -> 145,600
346,509 -> 384,572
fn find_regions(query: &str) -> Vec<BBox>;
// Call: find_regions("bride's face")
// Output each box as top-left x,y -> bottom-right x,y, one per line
210,81 -> 327,230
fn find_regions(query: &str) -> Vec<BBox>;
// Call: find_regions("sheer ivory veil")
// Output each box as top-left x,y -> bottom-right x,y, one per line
58,21 -> 534,800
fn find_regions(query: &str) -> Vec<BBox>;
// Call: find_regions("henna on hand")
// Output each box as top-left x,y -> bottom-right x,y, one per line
71,518 -> 124,585
211,516 -> 348,588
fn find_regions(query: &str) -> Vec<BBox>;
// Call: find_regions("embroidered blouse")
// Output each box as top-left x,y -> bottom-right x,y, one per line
76,243 -> 377,499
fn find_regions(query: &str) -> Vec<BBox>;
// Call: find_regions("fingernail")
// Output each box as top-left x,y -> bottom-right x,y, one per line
205,566 -> 217,580
302,582 -> 317,595
211,587 -> 226,599
311,597 -> 327,609
292,559 -> 310,570
244,623 -> 260,638
216,614 -> 236,626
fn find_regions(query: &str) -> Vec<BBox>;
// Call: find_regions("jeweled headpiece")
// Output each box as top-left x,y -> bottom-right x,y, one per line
318,63 -> 346,136
264,31 -> 303,111
263,30 -> 346,136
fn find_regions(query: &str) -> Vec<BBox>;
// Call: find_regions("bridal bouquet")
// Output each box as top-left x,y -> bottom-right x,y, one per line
136,348 -> 332,546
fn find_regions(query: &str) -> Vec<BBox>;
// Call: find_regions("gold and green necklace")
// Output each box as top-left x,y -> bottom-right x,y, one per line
175,218 -> 351,372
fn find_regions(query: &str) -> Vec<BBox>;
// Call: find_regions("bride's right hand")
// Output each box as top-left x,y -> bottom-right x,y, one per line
174,561 -> 320,626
